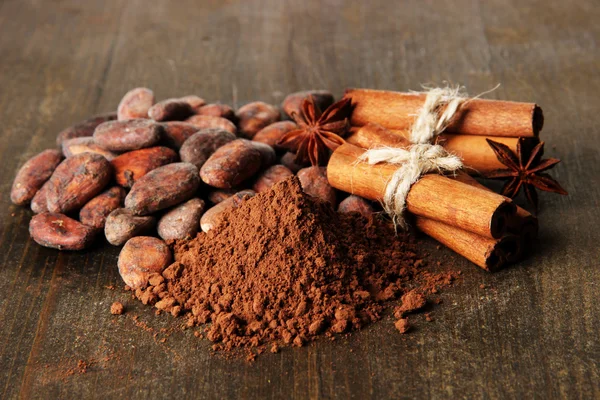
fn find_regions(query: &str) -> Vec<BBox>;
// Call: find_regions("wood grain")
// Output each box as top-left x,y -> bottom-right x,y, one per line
0,0 -> 599,399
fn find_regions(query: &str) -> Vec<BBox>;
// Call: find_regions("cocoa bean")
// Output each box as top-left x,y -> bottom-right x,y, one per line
11,149 -> 63,206
94,119 -> 162,152
253,121 -> 297,148
297,166 -> 337,206
117,87 -> 155,121
118,237 -> 172,289
111,146 -> 178,188
280,151 -> 307,173
79,186 -> 126,230
196,103 -> 236,121
200,139 -> 263,189
30,181 -> 50,214
125,162 -> 200,215
338,195 -> 374,218
200,190 -> 255,232
185,115 -> 237,135
46,153 -> 112,214
29,212 -> 96,250
157,198 -> 206,240
207,189 -> 237,205
159,121 -> 200,149
105,208 -> 156,246
62,137 -> 118,160
179,95 -> 206,112
179,128 -> 236,169
56,112 -> 117,146
148,99 -> 195,121
236,101 -> 281,138
282,90 -> 334,119
252,165 -> 293,193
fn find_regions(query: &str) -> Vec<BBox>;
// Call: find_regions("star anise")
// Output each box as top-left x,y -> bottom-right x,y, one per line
484,138 -> 567,212
278,96 -> 352,166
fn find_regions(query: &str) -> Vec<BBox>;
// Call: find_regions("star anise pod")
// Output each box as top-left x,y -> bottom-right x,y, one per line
277,96 -> 352,166
484,138 -> 567,212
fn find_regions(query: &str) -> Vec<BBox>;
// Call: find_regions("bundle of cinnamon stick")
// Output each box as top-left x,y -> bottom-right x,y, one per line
326,89 -> 542,271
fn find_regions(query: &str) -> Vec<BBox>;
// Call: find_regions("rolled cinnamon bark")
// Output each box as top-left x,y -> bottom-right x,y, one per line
344,88 -> 543,138
327,143 -> 515,239
415,217 -> 519,271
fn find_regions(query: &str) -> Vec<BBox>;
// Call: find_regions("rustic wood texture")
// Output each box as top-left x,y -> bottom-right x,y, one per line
0,0 -> 598,398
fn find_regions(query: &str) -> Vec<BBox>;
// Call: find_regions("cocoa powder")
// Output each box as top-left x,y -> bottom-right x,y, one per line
134,177 -> 457,354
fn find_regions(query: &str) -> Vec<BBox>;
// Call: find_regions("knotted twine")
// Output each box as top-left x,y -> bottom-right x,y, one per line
358,86 -> 467,229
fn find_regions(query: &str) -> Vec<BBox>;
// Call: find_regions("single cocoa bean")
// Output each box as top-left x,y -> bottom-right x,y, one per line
196,103 -> 236,121
148,99 -> 194,121
30,181 -> 50,214
200,190 -> 255,232
79,186 -> 126,230
11,149 -> 63,206
179,95 -> 206,112
297,166 -> 337,206
94,119 -> 162,152
207,189 -> 237,205
46,153 -> 112,214
118,237 -> 172,289
111,146 -> 178,188
280,151 -> 307,173
105,208 -> 156,246
179,128 -> 236,170
185,115 -> 237,135
252,165 -> 294,193
125,162 -> 200,215
236,101 -> 281,138
29,212 -> 96,250
253,121 -> 297,148
157,198 -> 206,240
338,195 -> 374,218
282,90 -> 334,119
200,139 -> 263,189
56,112 -> 117,146
117,87 -> 155,120
159,121 -> 200,149
62,137 -> 118,160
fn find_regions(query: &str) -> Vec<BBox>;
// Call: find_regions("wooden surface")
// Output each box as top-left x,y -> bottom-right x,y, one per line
0,0 -> 598,398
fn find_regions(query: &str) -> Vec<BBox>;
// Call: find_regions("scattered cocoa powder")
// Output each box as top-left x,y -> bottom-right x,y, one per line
110,301 -> 125,315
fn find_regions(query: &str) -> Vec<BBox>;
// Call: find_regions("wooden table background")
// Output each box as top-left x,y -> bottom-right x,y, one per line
0,0 -> 598,398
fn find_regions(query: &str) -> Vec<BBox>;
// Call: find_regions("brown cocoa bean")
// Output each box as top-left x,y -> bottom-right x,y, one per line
280,151 -> 307,173
159,121 -> 200,149
105,208 -> 156,246
118,237 -> 172,289
297,166 -> 337,206
179,128 -> 236,170
125,162 -> 200,215
253,121 -> 297,148
338,195 -> 374,218
79,186 -> 126,230
11,149 -> 63,206
31,181 -> 50,214
148,99 -> 195,121
252,165 -> 294,193
111,146 -> 178,188
196,104 -> 236,121
282,90 -> 334,119
185,115 -> 237,135
29,212 -> 96,250
94,119 -> 162,152
236,101 -> 281,138
117,87 -> 155,120
200,139 -> 263,189
207,189 -> 237,205
179,95 -> 206,112
157,198 -> 206,240
62,137 -> 118,160
200,190 -> 255,232
56,112 -> 117,146
46,153 -> 112,214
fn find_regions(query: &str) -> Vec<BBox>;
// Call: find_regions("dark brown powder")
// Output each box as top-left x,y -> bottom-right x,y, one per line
134,177 -> 457,353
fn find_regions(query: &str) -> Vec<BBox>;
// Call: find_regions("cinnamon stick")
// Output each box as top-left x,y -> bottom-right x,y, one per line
344,88 -> 543,138
327,143 -> 515,239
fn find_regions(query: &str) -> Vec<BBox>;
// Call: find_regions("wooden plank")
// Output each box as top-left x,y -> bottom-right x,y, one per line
0,0 -> 598,398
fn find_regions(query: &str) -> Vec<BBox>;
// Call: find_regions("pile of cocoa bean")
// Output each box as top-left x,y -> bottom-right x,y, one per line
10,88 -> 374,288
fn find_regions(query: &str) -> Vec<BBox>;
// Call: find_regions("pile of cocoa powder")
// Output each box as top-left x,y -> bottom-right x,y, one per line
134,177 -> 457,353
